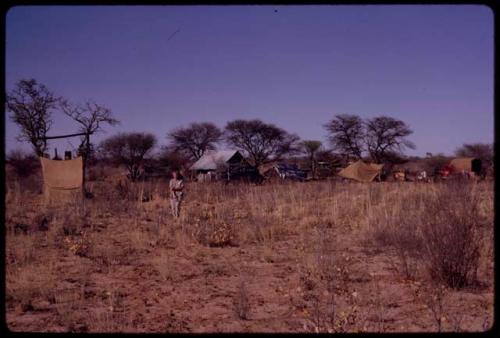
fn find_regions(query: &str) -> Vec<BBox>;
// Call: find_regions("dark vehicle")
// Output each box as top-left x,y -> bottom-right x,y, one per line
274,163 -> 308,181
224,166 -> 264,184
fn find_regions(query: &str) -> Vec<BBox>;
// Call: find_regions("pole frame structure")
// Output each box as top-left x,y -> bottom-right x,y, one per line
38,131 -> 94,196
39,132 -> 90,140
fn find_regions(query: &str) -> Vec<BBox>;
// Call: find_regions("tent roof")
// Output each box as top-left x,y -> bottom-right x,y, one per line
392,161 -> 427,172
337,160 -> 384,183
190,150 -> 242,171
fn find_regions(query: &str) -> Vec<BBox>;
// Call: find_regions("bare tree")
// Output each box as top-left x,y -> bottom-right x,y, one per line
61,100 -> 119,152
365,116 -> 415,163
167,122 -> 222,161
6,79 -> 59,156
301,140 -> 322,179
224,119 -> 299,169
61,100 -> 119,184
100,132 -> 157,181
324,114 -> 364,160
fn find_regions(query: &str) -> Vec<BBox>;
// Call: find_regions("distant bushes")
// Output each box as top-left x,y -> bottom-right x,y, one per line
6,149 -> 42,193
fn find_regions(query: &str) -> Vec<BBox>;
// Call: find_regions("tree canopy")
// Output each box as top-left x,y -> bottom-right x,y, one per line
365,116 -> 415,163
455,143 -> 493,162
224,119 -> 299,168
6,79 -> 59,156
324,114 -> 364,160
324,114 -> 415,163
167,122 -> 222,161
100,132 -> 157,181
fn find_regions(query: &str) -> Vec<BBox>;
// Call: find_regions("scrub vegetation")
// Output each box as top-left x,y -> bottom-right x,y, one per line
5,168 -> 494,333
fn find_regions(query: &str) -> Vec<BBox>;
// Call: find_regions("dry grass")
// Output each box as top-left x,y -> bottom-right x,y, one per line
4,168 -> 494,332
233,277 -> 250,320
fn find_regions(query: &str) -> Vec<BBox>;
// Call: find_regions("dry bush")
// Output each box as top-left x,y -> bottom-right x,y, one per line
54,286 -> 88,331
420,182 -> 484,288
367,181 -> 487,288
366,186 -> 425,279
245,214 -> 287,244
127,228 -> 153,252
233,278 -> 250,320
6,151 -> 43,193
189,204 -> 238,247
87,164 -> 109,182
298,225 -> 367,333
152,250 -> 175,281
6,261 -> 57,310
414,283 -> 448,332
193,220 -> 237,247
80,285 -> 131,332
6,233 -> 37,266
56,205 -> 91,236
113,180 -> 158,203
88,232 -> 133,269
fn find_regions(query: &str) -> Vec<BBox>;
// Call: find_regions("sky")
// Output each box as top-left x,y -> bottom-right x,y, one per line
5,5 -> 494,157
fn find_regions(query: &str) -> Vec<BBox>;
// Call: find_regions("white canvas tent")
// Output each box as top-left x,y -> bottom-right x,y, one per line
190,150 -> 243,171
190,150 -> 251,182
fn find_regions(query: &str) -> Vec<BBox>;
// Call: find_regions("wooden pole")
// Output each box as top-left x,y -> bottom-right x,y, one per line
82,133 -> 90,195
40,132 -> 90,140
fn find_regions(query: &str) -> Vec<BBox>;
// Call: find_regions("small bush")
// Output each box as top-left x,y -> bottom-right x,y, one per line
153,250 -> 175,281
421,182 -> 483,288
193,219 -> 237,247
7,150 -> 40,180
233,279 -> 250,320
6,262 -> 57,309
369,198 -> 424,279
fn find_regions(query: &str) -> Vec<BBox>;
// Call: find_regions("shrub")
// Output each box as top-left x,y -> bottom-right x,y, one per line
369,192 -> 424,279
421,182 -> 483,288
193,220 -> 237,247
6,262 -> 57,309
233,279 -> 250,320
7,149 -> 40,179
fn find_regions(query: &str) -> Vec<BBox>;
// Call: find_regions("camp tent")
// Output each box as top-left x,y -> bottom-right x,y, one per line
190,150 -> 258,182
448,157 -> 482,174
337,160 -> 384,183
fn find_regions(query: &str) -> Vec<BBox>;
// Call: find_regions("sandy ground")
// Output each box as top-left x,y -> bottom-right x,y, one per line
5,180 -> 494,333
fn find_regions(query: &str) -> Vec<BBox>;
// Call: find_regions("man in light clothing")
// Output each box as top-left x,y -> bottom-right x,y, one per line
169,170 -> 185,218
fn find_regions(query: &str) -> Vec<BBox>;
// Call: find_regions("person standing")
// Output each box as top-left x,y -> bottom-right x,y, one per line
169,170 -> 185,218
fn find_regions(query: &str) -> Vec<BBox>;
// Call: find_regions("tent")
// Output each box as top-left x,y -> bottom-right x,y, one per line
190,150 -> 246,171
448,157 -> 482,174
190,150 -> 260,182
337,160 -> 384,183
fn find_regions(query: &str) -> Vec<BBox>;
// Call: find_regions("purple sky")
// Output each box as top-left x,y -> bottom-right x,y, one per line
5,5 -> 493,157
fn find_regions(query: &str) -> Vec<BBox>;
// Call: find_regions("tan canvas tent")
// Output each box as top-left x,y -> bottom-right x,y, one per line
338,160 -> 384,183
449,157 -> 482,174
